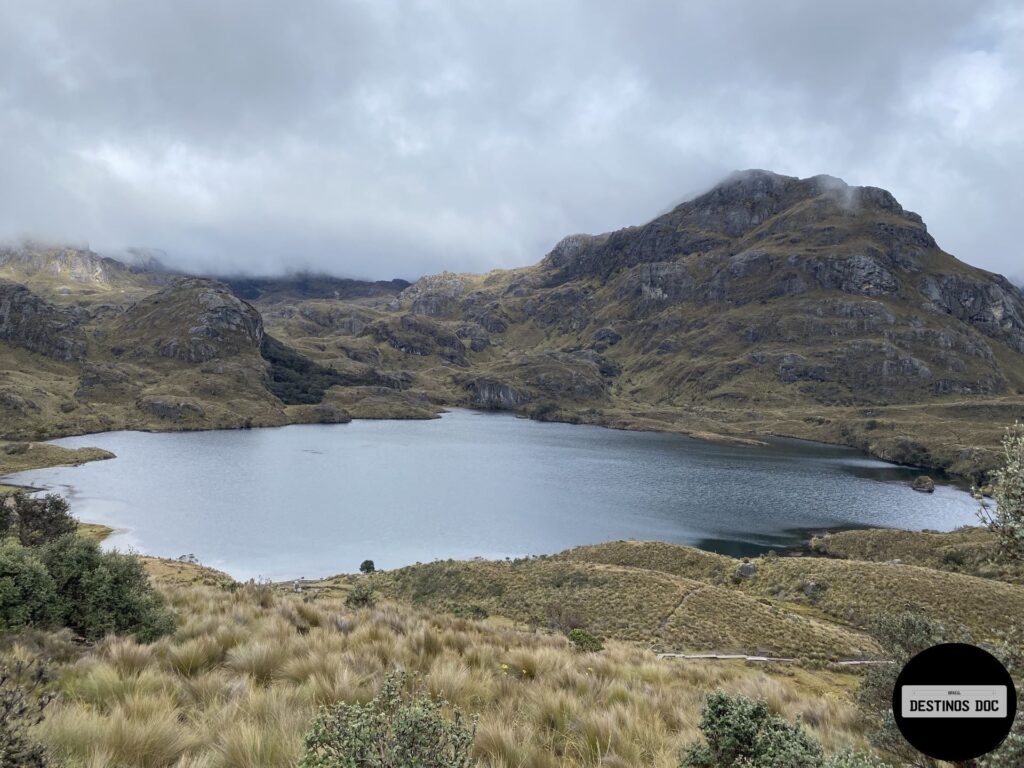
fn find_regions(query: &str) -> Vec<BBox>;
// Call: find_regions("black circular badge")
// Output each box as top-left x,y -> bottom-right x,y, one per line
893,643 -> 1017,762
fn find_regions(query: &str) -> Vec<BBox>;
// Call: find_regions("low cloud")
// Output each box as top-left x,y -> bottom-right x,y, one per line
0,1 -> 1021,282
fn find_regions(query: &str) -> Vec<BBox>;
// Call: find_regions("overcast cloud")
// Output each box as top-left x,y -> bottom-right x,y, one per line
0,1 -> 1021,281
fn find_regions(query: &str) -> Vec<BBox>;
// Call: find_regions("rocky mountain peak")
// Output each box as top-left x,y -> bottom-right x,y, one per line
542,170 -> 936,283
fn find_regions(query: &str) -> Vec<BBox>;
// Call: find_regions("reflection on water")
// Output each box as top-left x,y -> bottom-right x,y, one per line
1,409 -> 979,580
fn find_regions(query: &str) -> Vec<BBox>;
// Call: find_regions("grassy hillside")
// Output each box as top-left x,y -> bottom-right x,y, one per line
811,526 -> 1024,584
1,523 -> 1018,766
555,540 -> 1024,644
25,571 -> 871,768
327,558 -> 877,659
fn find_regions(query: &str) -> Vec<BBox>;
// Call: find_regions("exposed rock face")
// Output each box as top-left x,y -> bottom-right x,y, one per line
919,273 -> 1024,353
112,278 -> 264,363
136,397 -> 206,420
0,244 -> 132,286
467,378 -> 531,409
0,279 -> 85,360
401,272 -> 466,317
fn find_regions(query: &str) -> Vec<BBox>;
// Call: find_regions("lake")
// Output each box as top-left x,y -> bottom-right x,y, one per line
2,409 -> 979,580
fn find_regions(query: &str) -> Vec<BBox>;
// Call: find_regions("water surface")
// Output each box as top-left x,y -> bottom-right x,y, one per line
2,410 -> 978,580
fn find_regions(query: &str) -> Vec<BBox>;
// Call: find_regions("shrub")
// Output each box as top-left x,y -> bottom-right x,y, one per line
0,539 -> 57,631
567,628 -> 603,653
977,422 -> 1024,561
345,582 -> 376,609
683,691 -> 821,768
0,661 -> 56,768
0,493 -> 77,548
359,560 -> 375,574
39,534 -> 175,642
300,671 -> 476,768
858,613 -> 947,763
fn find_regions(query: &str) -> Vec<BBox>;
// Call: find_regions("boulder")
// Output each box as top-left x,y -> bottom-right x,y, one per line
911,475 -> 936,493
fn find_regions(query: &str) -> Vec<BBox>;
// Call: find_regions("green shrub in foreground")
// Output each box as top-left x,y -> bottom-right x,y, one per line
0,661 -> 56,767
300,671 -> 476,768
0,540 -> 56,631
0,493 -> 77,548
38,534 -> 175,642
683,691 -> 884,768
567,628 -> 603,652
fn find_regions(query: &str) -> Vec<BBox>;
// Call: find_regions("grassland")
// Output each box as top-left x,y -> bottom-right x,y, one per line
23,572 -> 872,768
0,440 -> 115,477
317,558 -> 878,660
554,540 -> 1024,645
0,526 -> 1017,766
811,526 -> 1024,584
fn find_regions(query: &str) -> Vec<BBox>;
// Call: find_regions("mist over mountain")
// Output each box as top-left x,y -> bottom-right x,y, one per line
1,1 -> 1022,279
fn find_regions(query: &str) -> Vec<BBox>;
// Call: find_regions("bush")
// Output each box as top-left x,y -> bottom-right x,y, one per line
858,612 -> 947,763
977,422 -> 1024,561
0,493 -> 77,548
300,671 -> 476,768
345,581 -> 376,609
683,691 -> 883,768
683,691 -> 821,768
567,628 -> 603,653
0,539 -> 56,631
39,534 -> 175,642
0,661 -> 56,768
359,559 -> 375,574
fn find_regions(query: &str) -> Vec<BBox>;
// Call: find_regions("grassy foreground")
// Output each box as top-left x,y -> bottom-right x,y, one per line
4,528 -> 1020,766
23,576 -> 869,768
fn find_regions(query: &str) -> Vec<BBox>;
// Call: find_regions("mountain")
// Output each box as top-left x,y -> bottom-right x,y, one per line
2,171 -> 1023,477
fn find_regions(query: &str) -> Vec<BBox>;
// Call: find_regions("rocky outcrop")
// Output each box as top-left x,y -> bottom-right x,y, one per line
111,278 -> 264,363
0,279 -> 85,360
0,244 -> 133,286
136,397 -> 206,420
919,273 -> 1024,353
401,272 -> 466,317
466,378 -> 531,409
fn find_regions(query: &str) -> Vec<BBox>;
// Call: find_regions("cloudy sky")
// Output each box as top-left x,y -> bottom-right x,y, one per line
1,1 -> 1021,282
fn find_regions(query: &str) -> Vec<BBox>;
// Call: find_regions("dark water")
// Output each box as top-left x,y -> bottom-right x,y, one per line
2,409 -> 978,580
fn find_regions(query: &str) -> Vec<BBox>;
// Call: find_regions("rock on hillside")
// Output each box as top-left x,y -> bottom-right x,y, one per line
108,278 -> 265,362
0,279 -> 85,360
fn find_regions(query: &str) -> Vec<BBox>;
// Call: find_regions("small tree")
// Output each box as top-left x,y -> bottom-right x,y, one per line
977,423 -> 1024,561
359,559 -> 375,574
39,534 -> 175,642
300,671 -> 476,768
0,493 -> 77,548
0,539 -> 57,631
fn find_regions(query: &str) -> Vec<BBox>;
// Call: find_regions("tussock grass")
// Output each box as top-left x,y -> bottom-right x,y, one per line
347,557 -> 877,658
33,580 -> 871,767
813,526 -> 1024,585
559,539 -> 1024,644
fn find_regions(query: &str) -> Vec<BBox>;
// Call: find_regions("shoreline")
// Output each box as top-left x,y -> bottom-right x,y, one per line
1,404 -> 962,482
